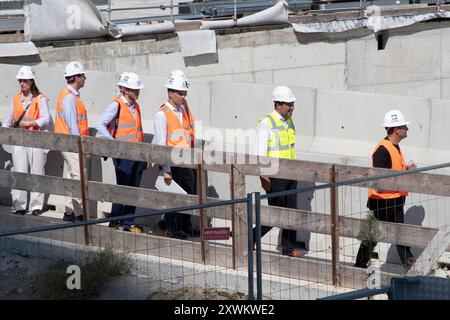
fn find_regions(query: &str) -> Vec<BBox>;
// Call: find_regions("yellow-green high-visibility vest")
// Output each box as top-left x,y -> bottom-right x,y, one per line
258,111 -> 296,159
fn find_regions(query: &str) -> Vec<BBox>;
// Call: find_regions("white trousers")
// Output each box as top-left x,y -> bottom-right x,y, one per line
12,146 -> 47,211
61,151 -> 83,217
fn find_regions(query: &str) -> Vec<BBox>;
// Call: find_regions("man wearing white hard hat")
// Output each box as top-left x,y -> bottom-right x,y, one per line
354,109 -> 416,269
2,66 -> 51,215
96,72 -> 146,233
254,86 -> 304,257
54,61 -> 89,222
153,70 -> 196,239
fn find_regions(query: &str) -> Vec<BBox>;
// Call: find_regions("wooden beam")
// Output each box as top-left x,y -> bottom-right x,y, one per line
330,165 -> 341,286
407,226 -> 450,276
335,164 -> 450,198
230,164 -> 248,269
197,164 -> 210,264
80,136 -> 201,169
0,127 -> 78,153
0,170 -> 81,198
260,205 -> 437,248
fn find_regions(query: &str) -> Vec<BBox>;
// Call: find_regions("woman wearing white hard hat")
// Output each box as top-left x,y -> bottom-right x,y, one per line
96,72 -> 146,233
354,109 -> 416,269
54,61 -> 89,223
153,70 -> 197,239
2,66 -> 51,215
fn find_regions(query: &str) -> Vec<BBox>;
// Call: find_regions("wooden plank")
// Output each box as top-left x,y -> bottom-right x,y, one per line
81,136 -> 201,169
407,226 -> 450,276
0,169 -> 81,197
261,205 -> 437,248
330,165 -> 341,286
197,164 -> 210,264
78,139 -> 91,245
0,127 -> 78,153
335,164 -> 450,198
230,164 -> 248,269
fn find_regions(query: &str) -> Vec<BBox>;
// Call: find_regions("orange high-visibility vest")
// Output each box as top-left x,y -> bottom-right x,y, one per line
368,139 -> 408,199
12,93 -> 43,131
54,87 -> 89,136
108,97 -> 144,142
158,100 -> 195,148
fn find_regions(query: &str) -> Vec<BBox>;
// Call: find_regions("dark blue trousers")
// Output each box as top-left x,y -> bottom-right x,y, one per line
111,159 -> 145,228
164,167 -> 195,236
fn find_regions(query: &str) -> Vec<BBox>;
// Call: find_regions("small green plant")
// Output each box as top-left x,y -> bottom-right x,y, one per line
357,211 -> 381,243
37,247 -> 131,300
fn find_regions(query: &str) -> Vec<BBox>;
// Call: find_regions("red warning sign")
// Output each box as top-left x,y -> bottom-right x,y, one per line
202,227 -> 230,240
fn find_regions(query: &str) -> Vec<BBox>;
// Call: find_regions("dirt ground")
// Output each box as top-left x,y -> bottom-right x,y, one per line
0,252 -> 247,300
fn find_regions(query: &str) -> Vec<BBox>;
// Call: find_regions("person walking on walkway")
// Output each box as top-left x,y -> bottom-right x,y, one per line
253,86 -> 303,257
54,61 -> 89,222
354,109 -> 416,269
2,66 -> 51,215
96,72 -> 146,233
153,70 -> 196,239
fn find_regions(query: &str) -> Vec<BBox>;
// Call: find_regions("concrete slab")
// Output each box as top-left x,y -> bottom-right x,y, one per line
350,80 -> 442,99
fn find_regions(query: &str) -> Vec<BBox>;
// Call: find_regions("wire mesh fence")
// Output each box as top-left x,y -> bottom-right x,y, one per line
0,197 -> 253,300
251,163 -> 450,300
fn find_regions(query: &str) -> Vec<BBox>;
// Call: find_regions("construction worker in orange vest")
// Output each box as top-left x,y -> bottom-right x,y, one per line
95,72 -> 146,233
2,66 -> 51,215
153,70 -> 196,239
354,110 -> 416,270
54,61 -> 88,223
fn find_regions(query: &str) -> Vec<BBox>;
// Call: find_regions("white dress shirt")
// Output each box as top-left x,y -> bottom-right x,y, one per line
153,100 -> 188,173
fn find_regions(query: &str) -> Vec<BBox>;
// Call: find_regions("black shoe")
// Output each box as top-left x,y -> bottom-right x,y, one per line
109,220 -> 120,229
170,231 -> 189,240
15,210 -> 26,215
75,215 -> 84,222
63,212 -> 75,222
32,209 -> 42,216
158,219 -> 168,231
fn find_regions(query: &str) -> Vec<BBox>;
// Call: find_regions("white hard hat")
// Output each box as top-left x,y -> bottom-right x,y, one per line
64,61 -> 85,77
16,66 -> 35,80
382,110 -> 410,127
272,86 -> 296,103
165,70 -> 189,91
117,72 -> 144,90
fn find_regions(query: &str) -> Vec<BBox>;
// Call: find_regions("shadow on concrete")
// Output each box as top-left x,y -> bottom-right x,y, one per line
295,180 -> 315,249
43,150 -> 64,211
384,205 -> 426,266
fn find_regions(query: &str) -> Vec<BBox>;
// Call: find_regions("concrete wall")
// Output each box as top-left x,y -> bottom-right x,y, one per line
2,19 -> 447,99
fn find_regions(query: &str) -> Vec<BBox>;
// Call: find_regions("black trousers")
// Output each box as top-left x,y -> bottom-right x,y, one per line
254,178 -> 298,250
354,196 -> 413,268
164,167 -> 196,235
